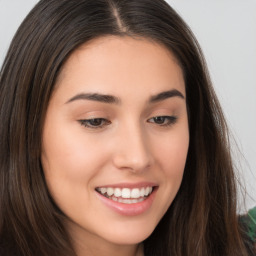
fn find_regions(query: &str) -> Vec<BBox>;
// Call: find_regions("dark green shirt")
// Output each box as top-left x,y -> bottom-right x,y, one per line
240,206 -> 256,254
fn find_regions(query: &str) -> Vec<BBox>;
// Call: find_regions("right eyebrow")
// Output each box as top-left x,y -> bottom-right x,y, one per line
65,93 -> 121,104
149,89 -> 185,103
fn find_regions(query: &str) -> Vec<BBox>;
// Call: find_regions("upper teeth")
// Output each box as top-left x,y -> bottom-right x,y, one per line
97,187 -> 153,199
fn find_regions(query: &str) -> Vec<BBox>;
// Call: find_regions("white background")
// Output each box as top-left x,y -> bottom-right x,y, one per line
0,0 -> 255,211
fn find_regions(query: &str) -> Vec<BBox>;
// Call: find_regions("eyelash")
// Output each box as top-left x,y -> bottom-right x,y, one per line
78,116 -> 177,129
147,116 -> 178,126
78,118 -> 111,129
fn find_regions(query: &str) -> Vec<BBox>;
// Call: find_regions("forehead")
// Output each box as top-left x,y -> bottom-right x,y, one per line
55,36 -> 185,100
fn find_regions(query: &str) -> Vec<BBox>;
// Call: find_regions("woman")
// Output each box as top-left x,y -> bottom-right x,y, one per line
0,0 -> 255,255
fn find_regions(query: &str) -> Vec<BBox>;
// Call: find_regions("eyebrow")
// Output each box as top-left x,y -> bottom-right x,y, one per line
149,89 -> 185,103
65,89 -> 185,104
66,93 -> 120,104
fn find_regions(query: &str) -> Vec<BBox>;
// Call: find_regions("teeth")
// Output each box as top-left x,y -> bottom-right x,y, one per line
140,188 -> 145,197
101,187 -> 107,194
117,197 -> 145,204
122,188 -> 130,198
114,188 -> 122,197
131,188 -> 140,198
107,187 -> 114,196
97,186 -> 154,200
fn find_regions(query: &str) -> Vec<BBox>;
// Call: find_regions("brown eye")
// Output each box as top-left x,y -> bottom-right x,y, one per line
153,116 -> 166,124
88,118 -> 104,126
148,116 -> 177,126
79,118 -> 111,128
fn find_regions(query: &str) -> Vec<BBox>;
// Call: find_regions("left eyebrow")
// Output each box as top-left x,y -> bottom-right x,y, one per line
65,93 -> 121,104
149,89 -> 185,103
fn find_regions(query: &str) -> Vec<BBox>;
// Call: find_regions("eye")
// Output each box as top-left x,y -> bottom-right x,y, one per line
78,118 -> 111,129
147,116 -> 177,126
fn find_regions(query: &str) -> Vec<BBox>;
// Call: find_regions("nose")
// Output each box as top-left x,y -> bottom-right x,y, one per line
112,123 -> 153,173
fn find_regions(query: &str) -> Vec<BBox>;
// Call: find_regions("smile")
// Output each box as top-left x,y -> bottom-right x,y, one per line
95,187 -> 154,204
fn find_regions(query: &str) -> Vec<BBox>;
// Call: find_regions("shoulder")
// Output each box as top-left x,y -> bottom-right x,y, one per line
240,206 -> 256,255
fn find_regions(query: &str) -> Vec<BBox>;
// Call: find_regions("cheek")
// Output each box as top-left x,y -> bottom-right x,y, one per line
40,127 -> 106,211
41,122 -> 109,179
147,131 -> 189,224
160,143 -> 188,190
154,124 -> 189,200
158,127 -> 189,175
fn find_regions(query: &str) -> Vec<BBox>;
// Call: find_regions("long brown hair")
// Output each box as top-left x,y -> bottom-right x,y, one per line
0,0 -> 250,255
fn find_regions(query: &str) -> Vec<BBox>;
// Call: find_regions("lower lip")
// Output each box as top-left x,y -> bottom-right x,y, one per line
95,188 -> 157,216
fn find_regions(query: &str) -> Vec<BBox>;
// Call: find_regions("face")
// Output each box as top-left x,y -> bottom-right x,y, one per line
41,36 -> 189,253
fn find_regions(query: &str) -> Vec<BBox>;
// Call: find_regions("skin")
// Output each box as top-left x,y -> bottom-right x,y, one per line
41,36 -> 189,256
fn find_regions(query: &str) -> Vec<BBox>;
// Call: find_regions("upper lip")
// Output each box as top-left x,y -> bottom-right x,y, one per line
95,182 -> 158,189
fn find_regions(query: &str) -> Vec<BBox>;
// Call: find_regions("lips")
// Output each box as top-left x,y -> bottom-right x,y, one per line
95,184 -> 157,216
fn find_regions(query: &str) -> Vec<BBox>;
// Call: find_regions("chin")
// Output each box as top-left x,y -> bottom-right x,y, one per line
99,221 -> 157,245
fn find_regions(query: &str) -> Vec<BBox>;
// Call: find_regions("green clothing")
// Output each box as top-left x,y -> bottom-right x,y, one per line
240,206 -> 256,253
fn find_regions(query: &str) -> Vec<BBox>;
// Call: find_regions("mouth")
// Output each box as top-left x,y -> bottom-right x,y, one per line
95,186 -> 155,204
